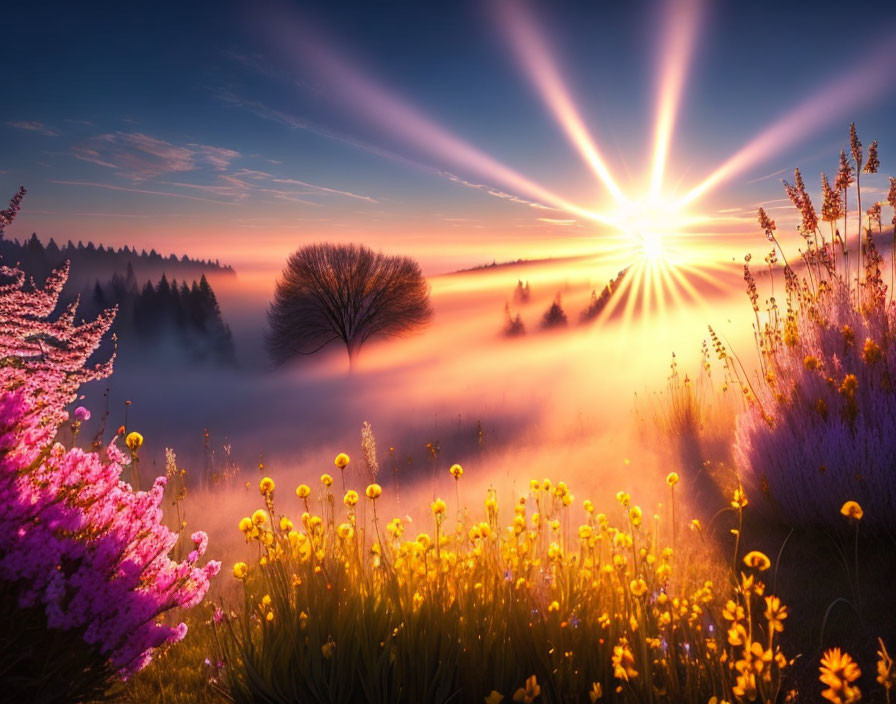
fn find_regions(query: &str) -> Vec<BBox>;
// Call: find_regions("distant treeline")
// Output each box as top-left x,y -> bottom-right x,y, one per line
503,268 -> 629,337
0,232 -> 234,296
0,231 -> 237,366
81,264 -> 236,365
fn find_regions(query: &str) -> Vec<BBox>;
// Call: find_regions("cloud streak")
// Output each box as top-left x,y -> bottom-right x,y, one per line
6,121 -> 59,136
50,179 -> 238,205
71,132 -> 240,179
443,172 -> 557,211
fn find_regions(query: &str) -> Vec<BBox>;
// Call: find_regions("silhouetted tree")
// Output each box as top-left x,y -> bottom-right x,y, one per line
0,223 -> 235,300
580,267 -> 628,323
503,302 -> 525,337
513,279 -> 531,304
541,293 -> 568,329
267,243 -> 433,371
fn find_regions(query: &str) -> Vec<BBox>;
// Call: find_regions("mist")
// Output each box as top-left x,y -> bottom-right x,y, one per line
76,252 -> 757,566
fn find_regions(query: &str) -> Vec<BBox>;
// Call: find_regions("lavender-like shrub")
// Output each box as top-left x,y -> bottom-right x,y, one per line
734,127 -> 896,532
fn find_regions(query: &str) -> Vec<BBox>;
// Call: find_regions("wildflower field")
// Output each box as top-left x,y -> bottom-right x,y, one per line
2,125 -> 896,704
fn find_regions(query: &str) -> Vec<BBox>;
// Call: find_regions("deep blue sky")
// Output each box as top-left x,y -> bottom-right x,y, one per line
3,0 -> 896,272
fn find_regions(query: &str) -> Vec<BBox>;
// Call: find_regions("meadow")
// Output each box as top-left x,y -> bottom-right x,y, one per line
4,136 -> 896,704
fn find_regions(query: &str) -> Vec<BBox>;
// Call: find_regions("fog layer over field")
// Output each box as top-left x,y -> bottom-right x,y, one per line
79,253 -> 756,563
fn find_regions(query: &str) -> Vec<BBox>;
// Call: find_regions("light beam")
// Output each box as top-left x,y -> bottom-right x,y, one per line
498,0 -> 626,204
649,0 -> 702,199
679,39 -> 896,207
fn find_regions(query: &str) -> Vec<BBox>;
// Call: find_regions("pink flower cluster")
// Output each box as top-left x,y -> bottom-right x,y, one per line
0,191 -> 220,676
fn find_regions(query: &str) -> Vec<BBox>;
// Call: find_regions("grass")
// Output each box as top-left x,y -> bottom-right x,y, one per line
106,130 -> 896,703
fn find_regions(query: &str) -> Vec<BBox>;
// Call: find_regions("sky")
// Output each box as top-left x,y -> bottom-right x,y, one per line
3,0 -> 896,275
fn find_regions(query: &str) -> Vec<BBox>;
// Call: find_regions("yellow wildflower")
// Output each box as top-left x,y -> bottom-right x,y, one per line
819,648 -> 862,704
296,484 -> 311,499
612,637 -> 638,681
731,487 -> 748,509
125,431 -> 143,451
840,501 -> 863,521
238,517 -> 252,532
589,682 -> 602,702
321,473 -> 334,487
449,463 -> 463,479
863,337 -> 882,365
251,509 -> 268,526
764,595 -> 787,633
666,472 -> 679,486
877,638 -> 894,691
727,623 -> 748,647
743,550 -> 771,571
512,675 -> 541,703
431,498 -> 447,516
732,669 -> 757,701
630,578 -> 648,597
344,490 -> 359,508
485,691 -> 504,704
365,483 -> 382,500
334,453 -> 350,469
232,562 -> 248,579
259,477 -> 275,494
321,641 -> 335,659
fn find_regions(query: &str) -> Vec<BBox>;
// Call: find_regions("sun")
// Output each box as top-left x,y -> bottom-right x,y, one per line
610,195 -> 692,264
639,231 -> 664,261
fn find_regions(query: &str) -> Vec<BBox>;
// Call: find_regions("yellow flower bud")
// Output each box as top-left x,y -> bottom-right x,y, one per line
125,431 -> 143,451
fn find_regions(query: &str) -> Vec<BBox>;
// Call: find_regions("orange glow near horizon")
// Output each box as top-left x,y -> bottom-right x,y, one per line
272,1 -> 748,322
24,0 -> 890,307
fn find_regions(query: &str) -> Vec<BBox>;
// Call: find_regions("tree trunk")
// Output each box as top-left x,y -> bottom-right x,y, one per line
347,341 -> 359,373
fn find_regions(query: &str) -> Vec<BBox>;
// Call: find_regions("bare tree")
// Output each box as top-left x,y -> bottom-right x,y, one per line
266,243 -> 433,370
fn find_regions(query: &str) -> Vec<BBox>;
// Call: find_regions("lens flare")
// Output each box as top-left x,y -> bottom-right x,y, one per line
678,39 -> 896,207
256,2 -> 896,326
498,0 -> 626,204
649,0 -> 702,199
266,16 -> 617,227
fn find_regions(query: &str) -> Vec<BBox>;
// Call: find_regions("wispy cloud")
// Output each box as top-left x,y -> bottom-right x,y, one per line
270,177 -> 376,202
71,132 -> 240,179
746,167 -> 788,184
160,167 -> 374,205
443,172 -> 557,211
537,218 -> 577,225
258,189 -> 323,206
193,144 -> 241,170
50,179 -> 237,205
216,90 -> 433,171
218,91 -> 566,214
6,121 -> 59,137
